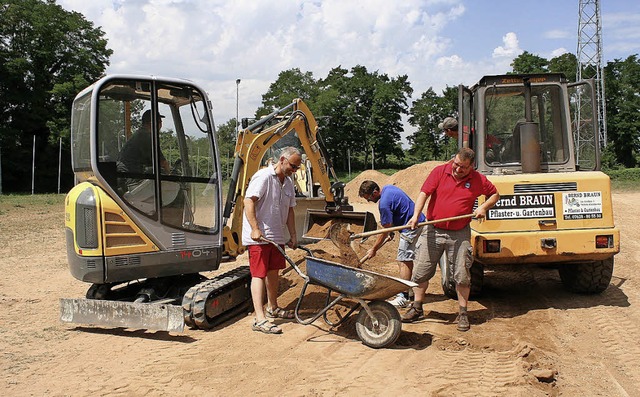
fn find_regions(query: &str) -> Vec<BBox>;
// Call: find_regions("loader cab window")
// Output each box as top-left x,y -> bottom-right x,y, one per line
93,79 -> 220,234
483,84 -> 569,168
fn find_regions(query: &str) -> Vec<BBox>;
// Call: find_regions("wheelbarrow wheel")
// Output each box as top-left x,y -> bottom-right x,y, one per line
355,301 -> 402,348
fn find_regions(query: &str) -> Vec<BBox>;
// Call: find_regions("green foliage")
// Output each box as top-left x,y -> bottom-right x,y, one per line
214,119 -> 237,180
0,0 -> 112,192
2,1 -> 637,195
605,167 -> 640,181
256,68 -> 319,117
604,55 -> 640,168
259,65 -> 412,172
510,51 -> 549,74
604,168 -> 640,191
548,53 -> 577,82
407,86 -> 456,161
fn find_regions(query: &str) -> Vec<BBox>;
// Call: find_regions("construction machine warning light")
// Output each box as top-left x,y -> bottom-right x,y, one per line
595,235 -> 614,249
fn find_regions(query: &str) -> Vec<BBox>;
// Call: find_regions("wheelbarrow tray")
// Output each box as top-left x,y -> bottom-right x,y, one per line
304,256 -> 417,301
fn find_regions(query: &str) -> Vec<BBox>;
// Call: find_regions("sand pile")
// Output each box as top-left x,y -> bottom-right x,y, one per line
386,161 -> 444,199
344,161 -> 445,203
343,169 -> 390,204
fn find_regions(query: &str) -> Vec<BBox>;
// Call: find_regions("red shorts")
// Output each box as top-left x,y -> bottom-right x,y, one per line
248,244 -> 286,278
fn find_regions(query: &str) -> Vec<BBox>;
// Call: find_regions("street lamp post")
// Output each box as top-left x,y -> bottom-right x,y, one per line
235,79 -> 241,141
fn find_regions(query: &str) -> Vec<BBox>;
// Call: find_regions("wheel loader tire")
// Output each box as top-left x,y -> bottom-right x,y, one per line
469,261 -> 484,299
440,255 -> 484,300
440,253 -> 457,299
558,257 -> 614,294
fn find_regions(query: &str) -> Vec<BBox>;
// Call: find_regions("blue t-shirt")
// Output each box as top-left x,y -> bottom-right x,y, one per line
379,185 -> 426,230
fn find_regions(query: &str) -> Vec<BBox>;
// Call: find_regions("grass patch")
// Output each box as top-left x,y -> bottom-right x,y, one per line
0,193 -> 65,211
611,180 -> 640,192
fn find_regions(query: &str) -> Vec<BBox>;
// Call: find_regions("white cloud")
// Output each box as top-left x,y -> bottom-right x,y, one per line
57,1 -> 637,147
544,29 -> 571,39
492,32 -> 522,58
550,47 -> 569,58
57,0 -> 471,131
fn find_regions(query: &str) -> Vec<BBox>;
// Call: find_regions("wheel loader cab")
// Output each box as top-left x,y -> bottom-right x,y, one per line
68,75 -> 225,284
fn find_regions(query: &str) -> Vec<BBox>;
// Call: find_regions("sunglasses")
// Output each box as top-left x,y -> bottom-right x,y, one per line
286,158 -> 301,170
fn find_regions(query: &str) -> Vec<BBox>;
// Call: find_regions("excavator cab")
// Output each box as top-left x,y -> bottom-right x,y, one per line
62,75 -> 253,332
67,75 -> 225,285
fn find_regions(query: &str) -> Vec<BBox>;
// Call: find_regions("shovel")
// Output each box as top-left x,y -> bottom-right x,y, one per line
328,222 -> 361,266
349,213 -> 476,240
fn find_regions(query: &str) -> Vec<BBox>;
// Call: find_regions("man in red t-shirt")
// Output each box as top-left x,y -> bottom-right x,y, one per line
403,147 -> 500,331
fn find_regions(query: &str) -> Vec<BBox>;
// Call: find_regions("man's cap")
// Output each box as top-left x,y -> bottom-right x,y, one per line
438,117 -> 458,130
142,109 -> 165,123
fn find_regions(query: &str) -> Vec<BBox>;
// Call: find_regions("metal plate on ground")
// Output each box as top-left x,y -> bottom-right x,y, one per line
60,298 -> 184,333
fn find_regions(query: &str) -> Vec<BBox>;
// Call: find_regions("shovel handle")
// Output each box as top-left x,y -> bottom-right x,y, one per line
350,213 -> 475,240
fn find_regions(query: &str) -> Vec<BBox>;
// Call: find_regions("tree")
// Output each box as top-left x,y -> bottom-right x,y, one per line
510,51 -> 549,74
407,86 -> 457,161
256,65 -> 412,171
603,55 -> 640,168
549,53 -> 577,82
314,65 -> 412,169
366,74 -> 412,166
214,118 -> 237,180
0,0 -> 112,192
255,68 -> 318,118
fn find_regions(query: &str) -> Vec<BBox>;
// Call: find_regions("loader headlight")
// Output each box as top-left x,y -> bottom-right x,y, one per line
595,235 -> 613,249
75,187 -> 99,249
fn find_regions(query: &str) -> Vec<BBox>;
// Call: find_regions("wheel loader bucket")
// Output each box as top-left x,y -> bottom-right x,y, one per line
302,209 -> 377,242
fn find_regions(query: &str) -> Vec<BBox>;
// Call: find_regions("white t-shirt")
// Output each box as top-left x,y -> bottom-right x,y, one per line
242,165 -> 297,245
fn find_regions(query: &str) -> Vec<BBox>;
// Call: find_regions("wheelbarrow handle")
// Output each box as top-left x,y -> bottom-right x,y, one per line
259,237 -> 310,281
350,213 -> 476,240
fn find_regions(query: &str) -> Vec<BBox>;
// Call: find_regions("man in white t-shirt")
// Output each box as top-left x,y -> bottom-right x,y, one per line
243,146 -> 301,334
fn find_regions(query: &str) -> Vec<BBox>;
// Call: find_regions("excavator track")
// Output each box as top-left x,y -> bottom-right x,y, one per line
182,266 -> 251,330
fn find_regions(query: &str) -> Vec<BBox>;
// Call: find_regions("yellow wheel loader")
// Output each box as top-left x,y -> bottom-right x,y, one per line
439,73 -> 620,298
60,75 -> 374,332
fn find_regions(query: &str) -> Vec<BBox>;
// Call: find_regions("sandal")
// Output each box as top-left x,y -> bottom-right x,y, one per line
266,307 -> 295,319
252,319 -> 282,334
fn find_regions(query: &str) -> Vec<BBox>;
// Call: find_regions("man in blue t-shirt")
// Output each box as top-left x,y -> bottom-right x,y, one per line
359,181 -> 426,307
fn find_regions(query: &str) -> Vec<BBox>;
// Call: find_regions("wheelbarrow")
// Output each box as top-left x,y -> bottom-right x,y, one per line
263,239 -> 417,348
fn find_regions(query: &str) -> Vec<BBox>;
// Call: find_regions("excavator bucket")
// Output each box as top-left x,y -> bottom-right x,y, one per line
302,209 -> 377,242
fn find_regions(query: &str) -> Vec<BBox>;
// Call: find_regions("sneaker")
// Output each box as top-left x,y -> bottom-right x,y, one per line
401,305 -> 424,323
456,313 -> 470,332
388,293 -> 409,308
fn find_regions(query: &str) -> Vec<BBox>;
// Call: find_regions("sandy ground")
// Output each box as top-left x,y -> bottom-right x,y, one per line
1,179 -> 639,396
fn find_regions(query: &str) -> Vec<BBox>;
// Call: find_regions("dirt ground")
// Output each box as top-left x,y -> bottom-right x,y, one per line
1,167 -> 639,396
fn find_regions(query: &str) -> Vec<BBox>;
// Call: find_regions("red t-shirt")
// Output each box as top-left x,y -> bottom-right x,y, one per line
421,162 -> 497,230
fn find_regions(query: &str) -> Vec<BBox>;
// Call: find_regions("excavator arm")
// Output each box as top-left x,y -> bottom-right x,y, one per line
221,98 -> 375,259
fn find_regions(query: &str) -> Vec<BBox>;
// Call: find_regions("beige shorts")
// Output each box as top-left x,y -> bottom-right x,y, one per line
411,224 -> 473,285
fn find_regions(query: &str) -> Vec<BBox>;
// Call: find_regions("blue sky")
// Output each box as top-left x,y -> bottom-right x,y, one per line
57,0 -> 640,145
